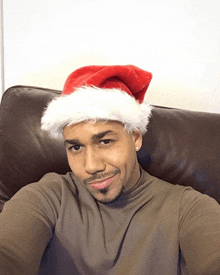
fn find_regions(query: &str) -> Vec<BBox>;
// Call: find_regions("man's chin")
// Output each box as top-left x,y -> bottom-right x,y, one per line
93,186 -> 124,204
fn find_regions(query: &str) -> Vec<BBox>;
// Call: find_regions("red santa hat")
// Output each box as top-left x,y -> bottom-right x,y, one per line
41,65 -> 153,139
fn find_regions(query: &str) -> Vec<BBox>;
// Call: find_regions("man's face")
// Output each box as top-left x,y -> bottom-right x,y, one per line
63,120 -> 142,203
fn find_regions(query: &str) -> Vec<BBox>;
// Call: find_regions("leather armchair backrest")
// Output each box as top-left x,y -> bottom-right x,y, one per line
0,86 -> 219,211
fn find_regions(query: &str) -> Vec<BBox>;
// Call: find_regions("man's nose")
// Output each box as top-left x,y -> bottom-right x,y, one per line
84,147 -> 105,174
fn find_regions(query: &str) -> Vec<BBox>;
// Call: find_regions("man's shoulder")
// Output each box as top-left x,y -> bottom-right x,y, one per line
23,172 -> 77,197
143,170 -> 220,214
147,172 -> 218,206
6,172 -> 78,209
3,172 -> 79,223
142,170 -> 191,196
141,170 -> 218,209
34,171 -> 74,186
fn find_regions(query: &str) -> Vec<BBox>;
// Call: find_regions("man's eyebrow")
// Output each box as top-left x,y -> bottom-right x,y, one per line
92,130 -> 115,142
64,139 -> 80,147
64,130 -> 116,146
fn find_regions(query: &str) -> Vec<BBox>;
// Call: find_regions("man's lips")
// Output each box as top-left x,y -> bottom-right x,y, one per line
89,176 -> 115,190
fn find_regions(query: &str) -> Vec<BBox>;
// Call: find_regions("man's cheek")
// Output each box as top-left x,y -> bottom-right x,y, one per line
105,149 -> 125,163
69,162 -> 82,177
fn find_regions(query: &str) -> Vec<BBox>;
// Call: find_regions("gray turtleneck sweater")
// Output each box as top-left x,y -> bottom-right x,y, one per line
0,167 -> 220,275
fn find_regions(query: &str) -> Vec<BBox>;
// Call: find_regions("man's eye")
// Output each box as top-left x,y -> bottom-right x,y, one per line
69,144 -> 82,151
100,139 -> 113,145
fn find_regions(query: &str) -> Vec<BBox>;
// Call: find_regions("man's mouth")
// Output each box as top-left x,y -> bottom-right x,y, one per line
89,176 -> 115,190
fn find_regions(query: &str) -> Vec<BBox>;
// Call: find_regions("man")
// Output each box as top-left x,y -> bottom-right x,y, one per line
0,65 -> 220,275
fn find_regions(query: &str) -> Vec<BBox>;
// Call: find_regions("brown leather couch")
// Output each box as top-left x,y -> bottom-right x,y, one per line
0,85 -> 220,211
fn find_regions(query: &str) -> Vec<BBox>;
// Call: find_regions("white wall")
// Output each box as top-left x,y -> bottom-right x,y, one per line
2,0 -> 220,113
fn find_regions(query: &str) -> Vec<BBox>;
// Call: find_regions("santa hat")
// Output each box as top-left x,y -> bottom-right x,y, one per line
41,65 -> 153,139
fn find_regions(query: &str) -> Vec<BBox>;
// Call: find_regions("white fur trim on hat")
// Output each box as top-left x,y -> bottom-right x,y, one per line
41,86 -> 152,139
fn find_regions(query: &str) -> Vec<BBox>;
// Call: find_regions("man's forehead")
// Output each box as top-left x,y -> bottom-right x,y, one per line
63,120 -> 124,139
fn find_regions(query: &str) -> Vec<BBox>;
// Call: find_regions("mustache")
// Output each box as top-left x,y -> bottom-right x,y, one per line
83,169 -> 120,185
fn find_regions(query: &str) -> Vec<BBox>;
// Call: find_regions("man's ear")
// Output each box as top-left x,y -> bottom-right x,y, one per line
131,130 -> 142,150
